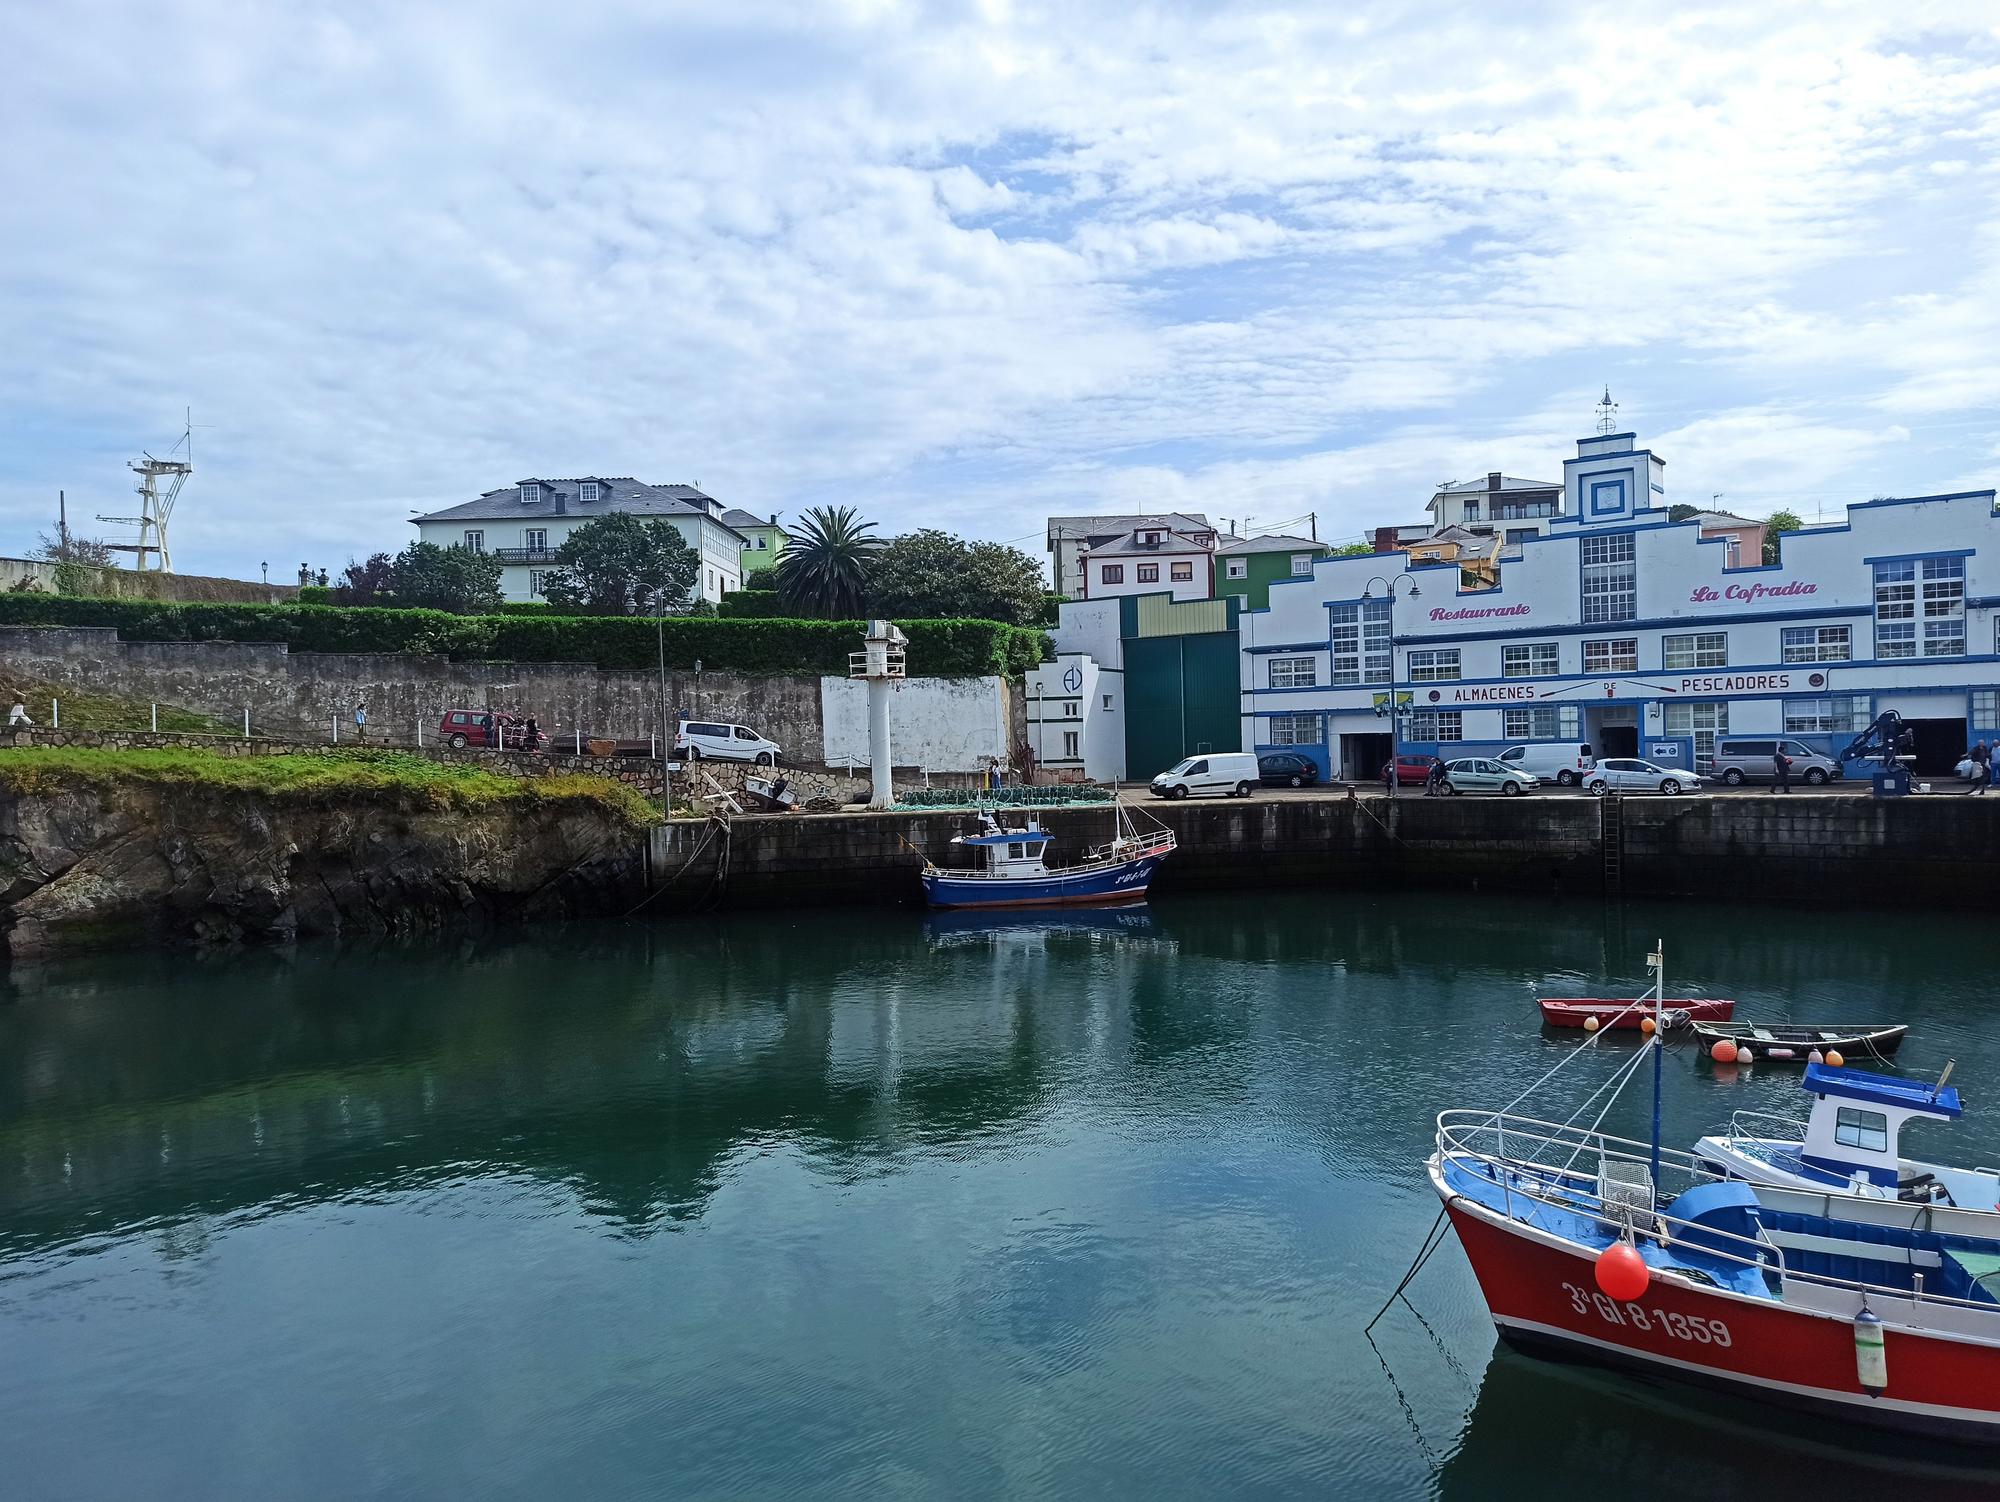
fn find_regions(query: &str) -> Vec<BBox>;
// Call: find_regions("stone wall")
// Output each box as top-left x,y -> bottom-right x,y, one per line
0,559 -> 298,604
0,627 -> 1012,771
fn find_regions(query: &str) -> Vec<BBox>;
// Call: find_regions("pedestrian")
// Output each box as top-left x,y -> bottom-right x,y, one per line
1970,740 -> 1991,795
7,695 -> 33,727
1773,745 -> 1792,793
1425,755 -> 1447,797
1380,757 -> 1394,794
352,701 -> 368,743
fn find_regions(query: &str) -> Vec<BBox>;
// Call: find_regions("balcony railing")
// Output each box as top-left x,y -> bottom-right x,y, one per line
492,547 -> 558,563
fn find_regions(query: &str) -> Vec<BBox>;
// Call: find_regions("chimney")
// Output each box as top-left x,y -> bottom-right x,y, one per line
1488,472 -> 1502,492
554,489 -> 566,515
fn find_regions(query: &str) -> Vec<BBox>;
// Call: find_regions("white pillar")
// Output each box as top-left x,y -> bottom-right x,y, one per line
868,677 -> 893,810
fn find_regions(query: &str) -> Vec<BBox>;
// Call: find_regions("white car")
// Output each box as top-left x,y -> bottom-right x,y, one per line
675,720 -> 782,766
1585,758 -> 1703,796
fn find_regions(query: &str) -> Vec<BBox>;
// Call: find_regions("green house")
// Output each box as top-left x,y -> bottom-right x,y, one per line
721,509 -> 789,583
1216,534 -> 1334,609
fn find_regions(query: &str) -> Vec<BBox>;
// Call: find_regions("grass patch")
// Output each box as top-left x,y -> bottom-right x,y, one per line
2,677 -> 233,735
0,747 -> 663,826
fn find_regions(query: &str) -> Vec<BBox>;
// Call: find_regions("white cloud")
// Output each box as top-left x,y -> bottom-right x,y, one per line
1,0 -> 1997,577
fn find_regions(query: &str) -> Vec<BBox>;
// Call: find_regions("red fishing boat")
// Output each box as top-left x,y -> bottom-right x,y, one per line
1538,997 -> 1735,1030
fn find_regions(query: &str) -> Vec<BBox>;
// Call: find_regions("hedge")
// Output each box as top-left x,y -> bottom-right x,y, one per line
0,595 -> 1051,678
297,585 -> 335,604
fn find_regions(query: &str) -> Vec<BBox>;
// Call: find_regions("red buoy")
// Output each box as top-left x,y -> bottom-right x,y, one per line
1595,1242 -> 1650,1301
1709,1039 -> 1737,1064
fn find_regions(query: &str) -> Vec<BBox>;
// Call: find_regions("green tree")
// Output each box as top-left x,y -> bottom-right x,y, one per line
1762,509 -> 1803,566
335,552 -> 397,606
537,513 -> 702,615
776,505 -> 882,618
390,541 -> 505,614
1328,541 -> 1374,558
1667,503 -> 1700,522
869,529 -> 1046,624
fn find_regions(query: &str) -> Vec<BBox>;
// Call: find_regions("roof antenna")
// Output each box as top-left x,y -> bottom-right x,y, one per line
1595,385 -> 1618,435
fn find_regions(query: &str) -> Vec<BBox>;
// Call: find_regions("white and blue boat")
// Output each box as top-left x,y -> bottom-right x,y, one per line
918,803 -> 1175,910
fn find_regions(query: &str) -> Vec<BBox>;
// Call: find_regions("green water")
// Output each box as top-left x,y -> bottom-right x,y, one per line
3,894 -> 1998,1499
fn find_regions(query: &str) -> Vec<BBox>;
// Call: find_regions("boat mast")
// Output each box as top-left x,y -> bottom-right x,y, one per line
1649,941 -> 1664,1198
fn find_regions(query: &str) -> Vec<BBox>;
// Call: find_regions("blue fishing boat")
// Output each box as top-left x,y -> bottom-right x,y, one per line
918,803 -> 1175,910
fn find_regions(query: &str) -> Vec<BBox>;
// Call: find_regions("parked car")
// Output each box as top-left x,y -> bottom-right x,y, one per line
438,708 -> 504,749
676,720 -> 782,765
1150,751 -> 1261,799
1438,757 -> 1540,796
1584,758 -> 1703,796
1381,753 -> 1436,787
1258,752 -> 1320,788
1496,741 -> 1596,787
1710,737 -> 1841,786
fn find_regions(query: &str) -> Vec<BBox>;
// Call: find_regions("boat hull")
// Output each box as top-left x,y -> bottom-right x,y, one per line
1441,1193 -> 2000,1444
921,852 -> 1167,909
1690,1022 -> 1907,1060
1539,998 -> 1736,1029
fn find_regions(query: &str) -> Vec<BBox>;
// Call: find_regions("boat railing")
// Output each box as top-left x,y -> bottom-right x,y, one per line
1435,1109 -> 2000,1321
1724,1108 -> 1809,1147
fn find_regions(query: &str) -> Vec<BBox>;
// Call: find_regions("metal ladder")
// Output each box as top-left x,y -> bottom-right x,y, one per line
1601,795 -> 1624,894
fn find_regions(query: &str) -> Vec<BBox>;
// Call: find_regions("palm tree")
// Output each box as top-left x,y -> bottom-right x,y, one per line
775,505 -> 882,617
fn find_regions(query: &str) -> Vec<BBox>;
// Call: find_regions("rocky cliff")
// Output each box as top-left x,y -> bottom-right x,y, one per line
0,782 -> 648,958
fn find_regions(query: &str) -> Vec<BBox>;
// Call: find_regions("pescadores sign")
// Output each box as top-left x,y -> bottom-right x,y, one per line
1428,603 -> 1530,622
1689,581 -> 1818,606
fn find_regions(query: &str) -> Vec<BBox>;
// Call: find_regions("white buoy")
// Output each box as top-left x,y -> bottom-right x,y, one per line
1854,1307 -> 1888,1395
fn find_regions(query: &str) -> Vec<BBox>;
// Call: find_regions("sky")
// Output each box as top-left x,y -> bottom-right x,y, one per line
4,1 -> 2000,581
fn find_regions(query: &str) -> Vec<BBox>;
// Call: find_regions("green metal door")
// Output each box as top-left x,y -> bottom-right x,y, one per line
1121,632 -> 1242,778
1180,632 -> 1241,759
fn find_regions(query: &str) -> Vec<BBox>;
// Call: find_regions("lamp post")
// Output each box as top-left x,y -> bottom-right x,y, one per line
1361,574 -> 1421,797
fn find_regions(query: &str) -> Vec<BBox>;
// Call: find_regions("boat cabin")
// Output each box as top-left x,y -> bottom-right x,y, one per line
951,815 -> 1054,878
1799,1062 -> 1962,1190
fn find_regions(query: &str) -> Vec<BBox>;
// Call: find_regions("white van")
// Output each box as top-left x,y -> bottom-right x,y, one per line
1149,751 -> 1261,799
1496,742 -> 1596,787
675,720 -> 782,765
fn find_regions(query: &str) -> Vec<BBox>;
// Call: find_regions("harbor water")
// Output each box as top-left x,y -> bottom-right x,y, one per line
4,893 -> 1999,1499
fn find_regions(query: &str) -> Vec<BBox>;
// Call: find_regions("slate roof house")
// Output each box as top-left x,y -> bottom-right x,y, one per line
1046,512 -> 1214,597
720,508 -> 789,582
409,478 -> 750,604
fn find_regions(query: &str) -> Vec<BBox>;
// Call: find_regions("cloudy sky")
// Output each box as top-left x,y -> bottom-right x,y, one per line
5,1 -> 1999,580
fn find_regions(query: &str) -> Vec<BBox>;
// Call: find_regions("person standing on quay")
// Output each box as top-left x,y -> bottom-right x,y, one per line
352,701 -> 368,743
1773,746 -> 1792,793
1970,740 -> 1990,795
7,695 -> 33,727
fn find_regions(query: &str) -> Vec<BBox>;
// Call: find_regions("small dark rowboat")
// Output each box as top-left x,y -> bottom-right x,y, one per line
1690,1021 -> 1908,1062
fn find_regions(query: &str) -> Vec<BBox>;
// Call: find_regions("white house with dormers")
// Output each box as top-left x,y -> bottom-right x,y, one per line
1077,524 -> 1216,601
1241,424 -> 2000,782
409,477 -> 749,605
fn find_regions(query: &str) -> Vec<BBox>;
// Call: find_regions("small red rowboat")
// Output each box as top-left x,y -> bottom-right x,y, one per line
1538,997 -> 1736,1029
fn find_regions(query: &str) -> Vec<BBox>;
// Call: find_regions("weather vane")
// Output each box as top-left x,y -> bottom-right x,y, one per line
1595,385 -> 1618,435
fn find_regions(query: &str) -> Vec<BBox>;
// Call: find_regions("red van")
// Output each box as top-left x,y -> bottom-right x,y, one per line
439,709 -> 504,749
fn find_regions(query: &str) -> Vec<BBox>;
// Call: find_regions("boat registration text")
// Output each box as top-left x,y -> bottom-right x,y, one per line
1561,1282 -> 1734,1346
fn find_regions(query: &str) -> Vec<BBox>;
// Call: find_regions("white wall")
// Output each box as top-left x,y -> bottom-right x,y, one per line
819,675 -> 1010,772
1024,652 -> 1124,782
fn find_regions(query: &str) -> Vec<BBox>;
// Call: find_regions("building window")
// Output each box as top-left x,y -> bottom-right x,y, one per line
1407,648 -> 1461,683
1102,565 -> 1124,585
518,483 -> 537,504
524,528 -> 547,553
1267,713 -> 1321,746
1330,599 -> 1391,685
1922,557 -> 1966,656
1102,693 -> 1114,710
1663,701 -> 1728,772
527,570 -> 549,597
580,481 -> 599,503
1062,700 -> 1079,718
1781,625 -> 1851,663
1137,563 -> 1160,583
1291,554 -> 1313,576
1503,705 -> 1581,741
1580,532 -> 1637,624
754,536 -> 768,550
1873,559 -> 1915,657
1663,632 -> 1727,670
1874,557 -> 1965,657
1269,656 -> 1318,689
1171,561 -> 1193,582
463,530 -> 485,552
1974,689 -> 1997,726
1784,695 -> 1872,735
1407,710 -> 1463,742
1226,558 -> 1247,579
1062,730 -> 1079,759
1583,638 -> 1638,674
1503,642 -> 1560,678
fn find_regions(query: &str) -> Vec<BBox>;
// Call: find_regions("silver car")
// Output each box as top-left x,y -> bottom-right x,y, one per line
1709,737 -> 1840,787
1585,758 -> 1704,796
1438,757 -> 1541,796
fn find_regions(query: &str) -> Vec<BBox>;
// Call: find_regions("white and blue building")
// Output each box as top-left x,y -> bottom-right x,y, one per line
1241,426 -> 2000,780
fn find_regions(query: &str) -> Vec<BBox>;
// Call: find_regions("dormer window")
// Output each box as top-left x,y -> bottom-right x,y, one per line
519,482 -> 538,504
580,481 -> 600,503
1141,530 -> 1161,546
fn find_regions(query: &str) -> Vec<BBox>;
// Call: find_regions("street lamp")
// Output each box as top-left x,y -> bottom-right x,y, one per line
1361,574 -> 1422,797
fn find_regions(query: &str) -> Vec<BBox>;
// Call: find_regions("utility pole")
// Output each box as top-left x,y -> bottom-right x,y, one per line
1309,511 -> 1317,541
57,491 -> 67,552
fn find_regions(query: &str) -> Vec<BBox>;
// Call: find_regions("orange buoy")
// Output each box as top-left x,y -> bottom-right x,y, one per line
1710,1039 -> 1737,1064
1825,1049 -> 1845,1069
1583,1015 -> 1601,1033
1640,1016 -> 1658,1036
1595,1241 -> 1650,1301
